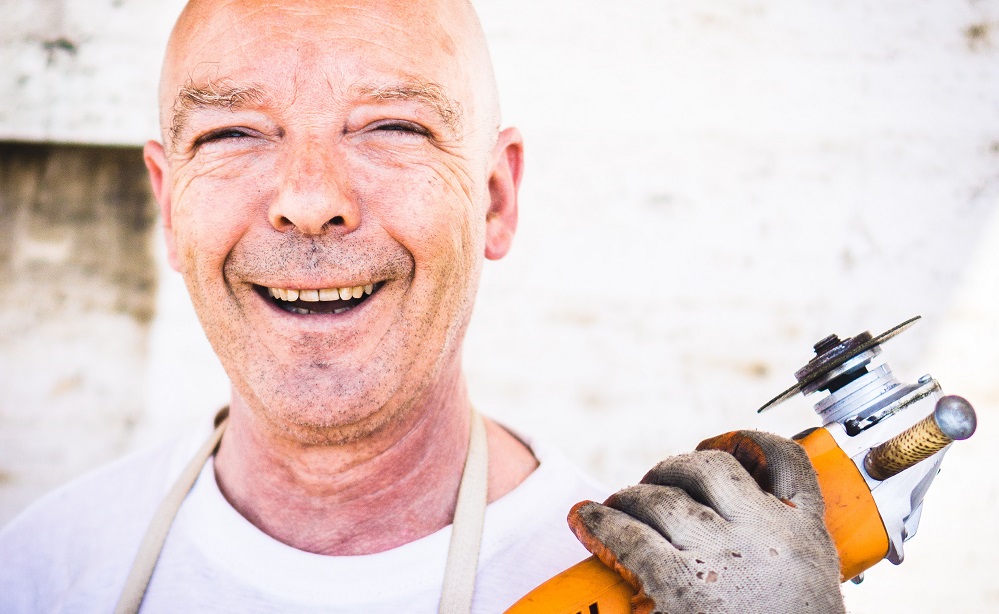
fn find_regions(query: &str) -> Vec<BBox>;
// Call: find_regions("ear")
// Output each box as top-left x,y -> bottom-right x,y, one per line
484,127 -> 524,260
143,140 -> 182,272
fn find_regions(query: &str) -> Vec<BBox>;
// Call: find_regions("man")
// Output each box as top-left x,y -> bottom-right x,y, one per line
0,1 -> 844,612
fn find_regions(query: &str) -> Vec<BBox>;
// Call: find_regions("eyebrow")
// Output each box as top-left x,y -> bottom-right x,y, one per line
169,79 -> 266,144
167,77 -> 464,144
351,80 -> 464,134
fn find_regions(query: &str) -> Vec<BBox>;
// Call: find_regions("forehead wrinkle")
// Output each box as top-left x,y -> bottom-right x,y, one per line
352,80 -> 463,134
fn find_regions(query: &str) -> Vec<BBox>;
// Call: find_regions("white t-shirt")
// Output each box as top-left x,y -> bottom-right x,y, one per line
0,421 -> 608,613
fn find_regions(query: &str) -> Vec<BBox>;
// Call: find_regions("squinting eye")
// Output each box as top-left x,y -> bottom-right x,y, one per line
194,128 -> 250,147
373,121 -> 429,137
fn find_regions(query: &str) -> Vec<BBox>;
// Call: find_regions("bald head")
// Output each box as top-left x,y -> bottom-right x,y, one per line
158,0 -> 501,154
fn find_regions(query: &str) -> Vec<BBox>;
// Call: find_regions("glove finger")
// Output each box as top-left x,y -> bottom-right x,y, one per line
696,430 -> 825,515
568,500 -> 685,614
604,483 -> 728,551
640,450 -> 780,521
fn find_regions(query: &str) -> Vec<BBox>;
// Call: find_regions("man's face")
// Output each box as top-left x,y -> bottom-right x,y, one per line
145,0 -> 521,441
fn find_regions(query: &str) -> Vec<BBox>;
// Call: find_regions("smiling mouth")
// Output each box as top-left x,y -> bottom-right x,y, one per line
259,283 -> 381,315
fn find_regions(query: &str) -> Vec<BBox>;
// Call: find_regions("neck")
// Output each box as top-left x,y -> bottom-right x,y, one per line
213,374 -> 538,555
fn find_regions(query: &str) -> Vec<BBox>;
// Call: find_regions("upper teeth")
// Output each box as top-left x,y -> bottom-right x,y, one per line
269,284 -> 374,302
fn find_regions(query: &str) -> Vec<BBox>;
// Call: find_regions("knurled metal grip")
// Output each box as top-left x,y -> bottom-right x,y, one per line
864,396 -> 976,481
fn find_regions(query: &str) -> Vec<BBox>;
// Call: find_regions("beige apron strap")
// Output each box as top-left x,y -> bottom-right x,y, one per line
113,408 -> 229,614
438,409 -> 489,614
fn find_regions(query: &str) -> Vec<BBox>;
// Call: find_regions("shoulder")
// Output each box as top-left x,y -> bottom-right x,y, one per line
484,436 -> 609,550
474,433 -> 611,612
0,424 -> 211,612
495,426 -> 609,514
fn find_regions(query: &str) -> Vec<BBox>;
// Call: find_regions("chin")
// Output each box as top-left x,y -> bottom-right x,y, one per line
245,375 -> 408,445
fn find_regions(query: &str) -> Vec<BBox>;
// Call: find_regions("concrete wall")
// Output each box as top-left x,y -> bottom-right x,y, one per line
0,143 -> 158,516
0,0 -> 183,144
2,0 -> 998,611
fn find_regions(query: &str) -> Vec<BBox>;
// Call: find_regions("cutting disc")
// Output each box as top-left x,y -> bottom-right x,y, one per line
757,316 -> 921,413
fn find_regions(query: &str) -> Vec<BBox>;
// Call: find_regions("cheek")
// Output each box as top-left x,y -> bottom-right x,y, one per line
172,156 -> 276,275
346,154 -> 487,356
353,156 -> 486,271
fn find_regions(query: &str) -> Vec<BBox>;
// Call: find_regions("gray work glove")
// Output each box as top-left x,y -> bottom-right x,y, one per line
568,430 -> 845,614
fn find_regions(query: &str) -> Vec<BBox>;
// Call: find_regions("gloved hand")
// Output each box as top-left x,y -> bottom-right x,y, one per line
568,430 -> 845,614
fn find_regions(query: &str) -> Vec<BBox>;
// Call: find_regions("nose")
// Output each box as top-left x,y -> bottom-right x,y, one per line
268,145 -> 360,236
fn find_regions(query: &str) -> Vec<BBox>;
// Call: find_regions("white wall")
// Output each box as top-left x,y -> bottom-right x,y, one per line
3,1 -> 999,611
0,0 -> 184,144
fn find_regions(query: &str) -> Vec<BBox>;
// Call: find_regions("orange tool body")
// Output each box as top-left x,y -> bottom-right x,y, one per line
506,317 -> 976,613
